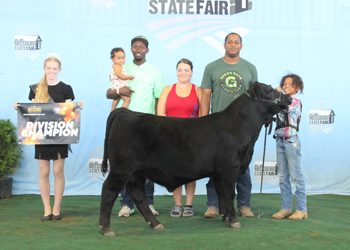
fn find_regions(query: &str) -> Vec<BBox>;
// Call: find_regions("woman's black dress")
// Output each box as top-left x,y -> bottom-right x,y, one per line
29,81 -> 75,160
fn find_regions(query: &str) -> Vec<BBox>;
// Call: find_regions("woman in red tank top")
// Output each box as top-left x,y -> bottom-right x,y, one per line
157,59 -> 202,218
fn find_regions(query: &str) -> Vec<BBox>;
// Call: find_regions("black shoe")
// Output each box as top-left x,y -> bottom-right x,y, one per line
52,213 -> 62,221
42,214 -> 52,221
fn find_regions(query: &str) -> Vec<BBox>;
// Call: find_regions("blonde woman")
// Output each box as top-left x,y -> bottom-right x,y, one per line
157,59 -> 202,217
14,53 -> 83,221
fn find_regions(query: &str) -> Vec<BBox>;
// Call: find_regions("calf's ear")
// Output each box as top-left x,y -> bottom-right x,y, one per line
253,83 -> 261,101
247,81 -> 258,98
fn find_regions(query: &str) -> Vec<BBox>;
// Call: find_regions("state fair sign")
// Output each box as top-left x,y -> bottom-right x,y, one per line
17,103 -> 81,145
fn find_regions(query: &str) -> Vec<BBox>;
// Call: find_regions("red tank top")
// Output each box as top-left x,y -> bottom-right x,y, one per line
165,84 -> 199,118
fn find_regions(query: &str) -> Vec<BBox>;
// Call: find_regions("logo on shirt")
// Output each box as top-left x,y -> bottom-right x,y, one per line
190,103 -> 199,118
219,71 -> 244,94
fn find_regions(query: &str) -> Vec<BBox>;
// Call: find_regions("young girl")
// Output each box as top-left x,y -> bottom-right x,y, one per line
272,73 -> 307,220
14,53 -> 83,221
110,48 -> 134,111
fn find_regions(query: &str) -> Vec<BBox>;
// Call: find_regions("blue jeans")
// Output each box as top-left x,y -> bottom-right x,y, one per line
276,135 -> 307,212
119,178 -> 154,210
206,167 -> 252,210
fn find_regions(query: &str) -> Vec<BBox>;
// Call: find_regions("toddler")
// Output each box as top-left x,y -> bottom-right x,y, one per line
110,47 -> 134,111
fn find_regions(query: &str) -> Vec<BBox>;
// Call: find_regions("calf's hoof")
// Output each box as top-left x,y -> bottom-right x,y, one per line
102,228 -> 116,237
104,231 -> 116,237
222,217 -> 229,223
154,224 -> 165,230
230,221 -> 242,229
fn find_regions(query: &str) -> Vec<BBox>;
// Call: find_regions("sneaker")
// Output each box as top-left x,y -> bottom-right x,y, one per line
238,207 -> 254,218
204,207 -> 219,218
118,206 -> 135,217
149,205 -> 159,216
170,206 -> 183,217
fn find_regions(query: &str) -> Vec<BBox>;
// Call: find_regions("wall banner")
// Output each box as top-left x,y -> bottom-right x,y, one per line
2,0 -> 350,196
17,103 -> 81,145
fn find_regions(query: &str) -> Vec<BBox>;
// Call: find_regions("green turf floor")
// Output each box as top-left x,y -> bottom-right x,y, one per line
1,194 -> 349,250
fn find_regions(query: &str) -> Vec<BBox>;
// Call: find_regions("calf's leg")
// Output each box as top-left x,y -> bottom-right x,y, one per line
127,174 -> 164,230
213,178 -> 228,222
99,172 -> 129,236
221,176 -> 241,228
214,174 -> 241,228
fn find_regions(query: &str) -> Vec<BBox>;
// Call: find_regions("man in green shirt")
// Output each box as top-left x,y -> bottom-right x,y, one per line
106,35 -> 165,217
201,32 -> 258,218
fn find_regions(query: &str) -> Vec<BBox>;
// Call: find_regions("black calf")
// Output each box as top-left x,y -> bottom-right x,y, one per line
99,82 -> 292,236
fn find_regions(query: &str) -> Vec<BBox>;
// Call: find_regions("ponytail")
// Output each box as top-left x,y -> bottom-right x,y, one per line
34,73 -> 50,103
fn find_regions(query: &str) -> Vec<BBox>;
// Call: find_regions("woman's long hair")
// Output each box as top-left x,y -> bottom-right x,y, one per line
34,58 -> 61,103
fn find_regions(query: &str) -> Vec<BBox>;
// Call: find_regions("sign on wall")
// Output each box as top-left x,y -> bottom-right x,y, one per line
17,103 -> 81,145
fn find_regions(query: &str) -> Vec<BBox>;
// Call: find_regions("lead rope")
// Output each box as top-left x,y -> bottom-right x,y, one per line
258,121 -> 272,218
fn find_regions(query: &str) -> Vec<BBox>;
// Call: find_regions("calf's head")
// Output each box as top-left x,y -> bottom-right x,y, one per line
245,82 -> 292,111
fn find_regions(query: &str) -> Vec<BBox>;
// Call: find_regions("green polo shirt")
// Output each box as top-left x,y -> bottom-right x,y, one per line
108,61 -> 165,114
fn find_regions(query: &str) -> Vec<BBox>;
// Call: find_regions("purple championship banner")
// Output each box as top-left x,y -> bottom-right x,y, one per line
17,103 -> 81,145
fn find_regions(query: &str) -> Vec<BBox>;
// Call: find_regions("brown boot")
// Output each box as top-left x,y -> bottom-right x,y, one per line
271,210 -> 292,219
238,207 -> 254,218
204,207 -> 219,218
289,211 -> 308,220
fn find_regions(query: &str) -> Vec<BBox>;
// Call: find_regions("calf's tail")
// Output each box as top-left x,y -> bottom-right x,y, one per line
101,110 -> 118,176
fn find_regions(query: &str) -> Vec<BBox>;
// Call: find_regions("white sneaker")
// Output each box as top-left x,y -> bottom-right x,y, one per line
118,206 -> 135,217
149,205 -> 159,216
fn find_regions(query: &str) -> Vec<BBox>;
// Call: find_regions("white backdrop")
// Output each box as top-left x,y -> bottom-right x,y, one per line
1,0 -> 349,196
